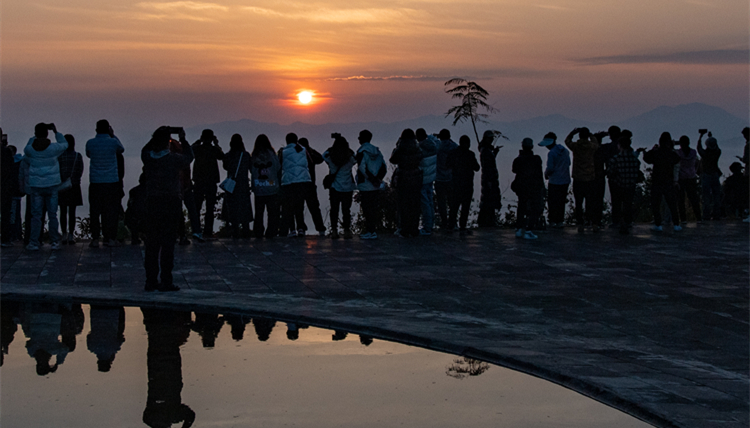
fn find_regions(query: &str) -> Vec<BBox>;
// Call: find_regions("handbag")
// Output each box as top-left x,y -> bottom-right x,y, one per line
219,152 -> 243,194
323,163 -> 340,190
54,178 -> 72,192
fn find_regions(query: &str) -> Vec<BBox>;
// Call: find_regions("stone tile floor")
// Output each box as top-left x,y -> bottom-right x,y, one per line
2,222 -> 748,428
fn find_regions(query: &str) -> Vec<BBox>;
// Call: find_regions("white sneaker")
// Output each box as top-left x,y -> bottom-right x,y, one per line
651,225 -> 663,232
673,225 -> 683,232
287,230 -> 298,238
515,229 -> 524,238
50,242 -> 61,250
523,231 -> 538,240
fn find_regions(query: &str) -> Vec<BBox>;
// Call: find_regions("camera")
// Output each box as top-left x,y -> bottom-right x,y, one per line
699,129 -> 708,134
166,126 -> 184,135
331,132 -> 341,139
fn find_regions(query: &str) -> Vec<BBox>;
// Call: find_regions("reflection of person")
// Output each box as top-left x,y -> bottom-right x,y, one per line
60,303 -> 85,353
21,303 -> 69,375
87,306 -> 125,372
252,318 -> 276,342
142,308 -> 195,428
190,313 -> 224,348
225,314 -> 251,341
1,301 -> 20,366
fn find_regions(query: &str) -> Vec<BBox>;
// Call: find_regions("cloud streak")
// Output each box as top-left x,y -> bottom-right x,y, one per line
578,49 -> 749,65
325,75 -> 446,82
242,6 -> 421,24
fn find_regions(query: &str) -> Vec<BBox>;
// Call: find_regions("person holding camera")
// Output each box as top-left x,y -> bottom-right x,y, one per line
644,132 -> 682,232
697,130 -> 722,220
565,127 -> 600,233
390,129 -> 424,238
192,129 -> 224,239
323,133 -> 356,239
57,134 -> 84,244
607,134 -> 641,234
278,133 -> 311,237
85,119 -> 125,247
297,137 -> 327,237
140,127 -> 193,291
675,135 -> 702,224
477,130 -> 503,228
355,130 -> 386,239
23,123 -> 69,250
539,132 -> 570,228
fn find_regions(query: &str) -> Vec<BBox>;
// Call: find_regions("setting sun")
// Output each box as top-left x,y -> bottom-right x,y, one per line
298,91 -> 314,104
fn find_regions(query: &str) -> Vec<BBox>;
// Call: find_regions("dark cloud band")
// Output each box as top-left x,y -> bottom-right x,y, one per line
578,49 -> 748,65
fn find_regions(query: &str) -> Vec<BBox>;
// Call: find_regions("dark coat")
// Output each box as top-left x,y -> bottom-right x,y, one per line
222,150 -> 253,224
192,141 -> 225,185
479,145 -> 501,210
447,146 -> 480,191
511,150 -> 544,196
643,147 -> 680,186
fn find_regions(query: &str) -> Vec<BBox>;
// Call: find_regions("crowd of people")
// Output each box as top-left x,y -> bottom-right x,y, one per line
1,121 -> 748,291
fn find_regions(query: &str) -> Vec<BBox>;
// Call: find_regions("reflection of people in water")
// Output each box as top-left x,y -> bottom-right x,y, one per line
1,301 -> 20,366
142,308 -> 195,428
359,335 -> 373,346
87,305 -> 125,372
252,318 -> 276,341
191,313 -> 224,348
21,303 -> 70,375
60,303 -> 85,353
332,330 -> 348,341
224,314 -> 250,341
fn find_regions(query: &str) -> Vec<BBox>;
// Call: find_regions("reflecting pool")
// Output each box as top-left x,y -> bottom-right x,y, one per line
1,300 -> 652,427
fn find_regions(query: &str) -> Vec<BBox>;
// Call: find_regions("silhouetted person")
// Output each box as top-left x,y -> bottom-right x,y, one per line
252,317 -> 276,342
477,130 -> 503,227
539,132 -> 570,228
22,303 -> 69,374
1,300 -> 20,366
415,128 -> 438,235
359,335 -> 373,346
192,129 -> 225,239
608,135 -> 641,234
446,135 -> 480,235
723,162 -> 748,219
170,138 -> 201,245
390,129 -> 423,237
565,127 -> 600,233
251,134 -> 281,238
1,128 -> 16,247
741,127 -> 749,177
59,303 -> 84,353
86,119 -> 125,247
323,134 -> 357,239
87,306 -> 125,372
142,308 -> 195,428
297,137 -> 327,236
644,132 -> 682,232
8,144 -> 24,243
697,131 -> 723,220
512,138 -> 545,240
225,314 -> 251,341
140,126 -> 193,291
355,130 -> 387,239
434,129 -> 458,230
222,134 -> 253,239
57,134 -> 84,244
676,135 -> 702,224
279,133 -> 311,237
592,127 -> 618,228
191,313 -> 224,348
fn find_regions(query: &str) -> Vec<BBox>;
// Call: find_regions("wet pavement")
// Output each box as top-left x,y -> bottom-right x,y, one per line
1,222 -> 748,428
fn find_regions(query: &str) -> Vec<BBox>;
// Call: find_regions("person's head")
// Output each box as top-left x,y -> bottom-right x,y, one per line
481,130 -> 495,145
358,129 -> 372,144
252,134 -> 274,157
34,349 -> 58,376
658,132 -> 673,148
521,137 -> 534,151
95,119 -> 110,135
705,136 -> 718,149
34,123 -> 49,139
578,127 -> 591,139
459,135 -> 471,149
678,135 -> 690,151
415,128 -> 428,141
400,128 -> 416,141
285,133 -> 298,145
64,134 -> 75,152
608,126 -> 621,140
200,129 -> 214,143
743,127 -> 749,142
538,132 -> 557,150
149,127 -> 171,151
438,129 -> 451,140
286,329 -> 299,341
97,357 -> 114,372
229,134 -> 245,152
729,162 -> 743,175
621,129 -> 633,139
298,137 -> 310,148
617,135 -> 632,152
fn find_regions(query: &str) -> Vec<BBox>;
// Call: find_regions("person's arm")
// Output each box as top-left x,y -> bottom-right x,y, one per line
309,148 -> 324,165
472,153 -> 480,172
112,135 -> 125,154
73,153 -> 84,181
564,129 -> 578,149
544,150 -> 555,179
213,142 -> 225,160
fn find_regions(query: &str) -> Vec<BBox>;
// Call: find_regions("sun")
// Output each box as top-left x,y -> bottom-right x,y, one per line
297,91 -> 314,104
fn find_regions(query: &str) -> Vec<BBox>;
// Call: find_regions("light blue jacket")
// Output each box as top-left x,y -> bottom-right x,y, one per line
86,133 -> 124,184
545,144 -> 571,185
419,136 -> 438,185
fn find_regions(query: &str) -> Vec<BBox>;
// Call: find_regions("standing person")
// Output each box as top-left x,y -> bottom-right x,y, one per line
222,134 -> 253,239
644,132 -> 682,232
607,135 -> 641,234
170,138 -> 201,245
595,126 -> 621,228
251,134 -> 281,239
323,134 -> 356,239
539,132 -> 570,228
511,138 -> 545,240
140,127 -> 193,292
57,134 -> 84,244
722,162 -> 748,220
565,127 -> 600,233
23,123 -> 68,251
416,129 -> 438,235
355,130 -> 386,240
278,133 -> 310,237
9,146 -> 25,242
477,130 -> 503,228
297,138 -> 327,237
435,129 -> 458,230
675,136 -> 702,224
192,129 -> 224,240
85,120 -> 125,247
389,129 -> 423,237
1,129 -> 15,247
447,135 -> 480,235
697,130 -> 723,220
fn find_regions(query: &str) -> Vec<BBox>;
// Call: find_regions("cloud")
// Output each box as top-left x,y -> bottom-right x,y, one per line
242,6 -> 421,24
134,1 -> 228,21
578,49 -> 749,65
136,1 -> 228,12
534,4 -> 570,11
325,75 -> 446,82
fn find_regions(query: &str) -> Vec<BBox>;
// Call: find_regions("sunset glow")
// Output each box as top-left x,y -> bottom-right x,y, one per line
298,91 -> 314,105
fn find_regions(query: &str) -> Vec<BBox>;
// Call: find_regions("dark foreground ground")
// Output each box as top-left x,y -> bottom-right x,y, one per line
1,222 -> 748,428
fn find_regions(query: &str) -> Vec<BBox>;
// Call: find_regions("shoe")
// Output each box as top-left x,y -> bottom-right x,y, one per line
1,242 -> 13,248
89,240 -> 99,248
343,230 -> 353,239
318,230 -> 326,237
515,228 -> 524,238
523,231 -> 538,240
50,242 -> 61,250
331,231 -> 340,240
419,229 -> 432,236
144,282 -> 158,292
192,232 -> 205,242
178,237 -> 191,246
60,233 -> 68,244
158,284 -> 180,292
360,232 -> 373,239
393,228 -> 402,236
297,229 -> 306,237
369,232 -> 378,240
106,239 -> 122,247
651,225 -> 663,232
577,225 -> 584,234
673,225 -> 683,232
287,230 -> 298,238
26,244 -> 39,251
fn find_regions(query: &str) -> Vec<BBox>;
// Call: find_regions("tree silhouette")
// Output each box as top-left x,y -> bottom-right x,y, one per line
445,78 -> 497,144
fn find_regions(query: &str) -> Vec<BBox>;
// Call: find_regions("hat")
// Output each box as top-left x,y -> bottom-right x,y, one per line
482,130 -> 495,140
538,138 -> 555,147
522,138 -> 534,149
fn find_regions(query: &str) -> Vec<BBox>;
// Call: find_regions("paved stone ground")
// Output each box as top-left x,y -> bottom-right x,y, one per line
2,222 -> 748,428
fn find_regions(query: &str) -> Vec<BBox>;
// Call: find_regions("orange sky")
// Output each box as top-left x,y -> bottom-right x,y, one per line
1,0 -> 747,135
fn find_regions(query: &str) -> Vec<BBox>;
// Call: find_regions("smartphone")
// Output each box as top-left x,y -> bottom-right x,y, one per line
166,126 -> 184,135
699,129 -> 708,134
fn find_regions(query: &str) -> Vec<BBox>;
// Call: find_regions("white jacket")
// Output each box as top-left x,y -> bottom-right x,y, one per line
23,132 -> 68,188
280,144 -> 311,185
356,142 -> 385,192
